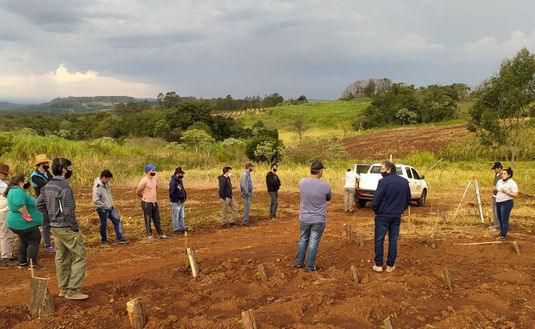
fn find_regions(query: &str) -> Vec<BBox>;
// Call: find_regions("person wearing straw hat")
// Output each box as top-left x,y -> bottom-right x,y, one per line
0,163 -> 17,266
30,154 -> 55,252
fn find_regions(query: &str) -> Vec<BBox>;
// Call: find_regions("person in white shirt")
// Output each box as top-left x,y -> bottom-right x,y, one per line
495,167 -> 518,240
344,169 -> 360,212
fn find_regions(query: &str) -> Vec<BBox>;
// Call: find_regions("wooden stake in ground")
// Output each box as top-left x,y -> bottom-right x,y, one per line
351,266 -> 359,283
257,264 -> 268,282
241,309 -> 258,329
383,316 -> 393,329
443,268 -> 453,293
27,259 -> 54,319
512,241 -> 522,256
184,231 -> 189,269
187,247 -> 200,278
126,298 -> 145,329
453,241 -> 502,246
348,224 -> 352,245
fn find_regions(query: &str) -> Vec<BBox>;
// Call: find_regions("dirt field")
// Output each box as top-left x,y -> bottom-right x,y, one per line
342,124 -> 470,159
1,186 -> 534,329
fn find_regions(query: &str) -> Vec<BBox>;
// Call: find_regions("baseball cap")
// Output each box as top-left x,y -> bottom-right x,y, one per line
174,167 -> 185,174
491,162 -> 502,170
311,161 -> 325,171
144,163 -> 157,172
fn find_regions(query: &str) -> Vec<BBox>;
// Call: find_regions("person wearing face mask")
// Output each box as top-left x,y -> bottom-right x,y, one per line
36,157 -> 89,300
30,154 -> 55,252
0,163 -> 17,266
371,161 -> 411,274
266,163 -> 281,220
239,162 -> 254,227
136,164 -> 169,240
495,167 -> 518,240
218,166 -> 238,229
5,174 -> 44,270
169,167 -> 188,234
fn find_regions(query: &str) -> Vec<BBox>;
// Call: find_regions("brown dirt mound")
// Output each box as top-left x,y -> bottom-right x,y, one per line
1,187 -> 534,329
342,124 -> 470,160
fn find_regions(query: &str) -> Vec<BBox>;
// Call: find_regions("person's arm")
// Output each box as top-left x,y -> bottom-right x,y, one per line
93,184 -> 106,208
218,176 -> 226,199
35,192 -> 46,213
372,180 -> 385,213
239,172 -> 248,194
326,188 -> 332,202
502,182 -> 519,197
136,179 -> 146,198
11,190 -> 30,216
266,173 -> 273,188
31,175 -> 48,189
63,188 -> 79,231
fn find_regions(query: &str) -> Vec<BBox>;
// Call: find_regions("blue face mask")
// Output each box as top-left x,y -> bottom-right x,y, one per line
381,172 -> 388,178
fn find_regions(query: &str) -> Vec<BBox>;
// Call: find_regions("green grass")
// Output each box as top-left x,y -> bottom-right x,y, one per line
238,100 -> 370,131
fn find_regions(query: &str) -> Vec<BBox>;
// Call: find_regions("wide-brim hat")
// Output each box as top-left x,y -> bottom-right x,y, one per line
0,163 -> 10,175
35,154 -> 51,166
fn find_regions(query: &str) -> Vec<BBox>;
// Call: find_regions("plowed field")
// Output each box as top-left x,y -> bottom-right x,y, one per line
1,186 -> 534,329
342,124 -> 470,159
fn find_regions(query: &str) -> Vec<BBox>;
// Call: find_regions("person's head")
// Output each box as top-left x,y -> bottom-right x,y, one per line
245,162 -> 254,172
174,167 -> 185,178
144,163 -> 157,177
347,168 -> 352,172
310,161 -> 325,177
381,161 -> 396,175
34,154 -> 51,171
271,163 -> 278,172
501,167 -> 513,181
100,169 -> 113,184
0,163 -> 9,181
52,158 -> 73,179
4,174 -> 28,197
223,166 -> 232,177
492,161 -> 503,173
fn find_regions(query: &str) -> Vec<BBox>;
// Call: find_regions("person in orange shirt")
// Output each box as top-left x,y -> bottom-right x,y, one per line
136,164 -> 169,240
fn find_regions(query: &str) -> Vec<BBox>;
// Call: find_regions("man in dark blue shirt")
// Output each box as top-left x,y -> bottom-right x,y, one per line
372,161 -> 411,273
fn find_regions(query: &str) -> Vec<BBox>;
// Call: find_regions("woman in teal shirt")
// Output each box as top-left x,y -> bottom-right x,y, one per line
5,174 -> 44,270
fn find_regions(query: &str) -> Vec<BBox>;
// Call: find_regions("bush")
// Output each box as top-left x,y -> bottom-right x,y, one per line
325,143 -> 349,160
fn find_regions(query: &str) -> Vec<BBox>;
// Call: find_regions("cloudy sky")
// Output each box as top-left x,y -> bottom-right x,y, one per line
1,0 -> 535,102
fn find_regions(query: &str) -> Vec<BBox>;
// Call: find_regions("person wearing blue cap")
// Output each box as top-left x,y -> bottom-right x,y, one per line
136,164 -> 169,240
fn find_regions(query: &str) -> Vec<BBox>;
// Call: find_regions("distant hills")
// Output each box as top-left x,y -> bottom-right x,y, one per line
0,96 -> 140,115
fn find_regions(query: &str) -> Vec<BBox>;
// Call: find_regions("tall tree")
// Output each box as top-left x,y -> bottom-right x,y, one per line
469,47 -> 535,168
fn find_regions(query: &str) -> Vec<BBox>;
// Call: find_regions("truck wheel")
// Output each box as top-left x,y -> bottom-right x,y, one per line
357,199 -> 367,208
417,190 -> 427,206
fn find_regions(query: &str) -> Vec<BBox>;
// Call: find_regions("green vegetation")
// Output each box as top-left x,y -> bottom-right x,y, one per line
1,96 -> 136,115
239,100 -> 369,131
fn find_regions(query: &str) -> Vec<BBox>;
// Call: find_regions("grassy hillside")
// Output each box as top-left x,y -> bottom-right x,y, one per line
4,96 -> 136,115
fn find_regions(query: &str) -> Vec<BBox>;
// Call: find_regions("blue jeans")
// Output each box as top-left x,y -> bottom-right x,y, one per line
269,191 -> 278,219
374,215 -> 401,267
497,199 -> 514,238
295,221 -> 326,271
242,194 -> 252,224
96,207 -> 124,242
42,212 -> 52,248
171,202 -> 186,232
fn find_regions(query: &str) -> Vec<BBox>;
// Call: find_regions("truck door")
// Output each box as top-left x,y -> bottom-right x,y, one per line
404,167 -> 417,199
411,168 -> 423,196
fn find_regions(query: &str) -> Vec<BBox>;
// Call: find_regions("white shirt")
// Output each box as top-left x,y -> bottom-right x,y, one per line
0,180 -> 7,195
344,171 -> 359,189
495,179 -> 518,203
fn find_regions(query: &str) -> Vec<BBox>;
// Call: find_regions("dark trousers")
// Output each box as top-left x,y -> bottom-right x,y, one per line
42,212 -> 52,248
374,215 -> 401,267
497,199 -> 514,238
269,191 -> 278,219
10,226 -> 42,265
141,201 -> 163,236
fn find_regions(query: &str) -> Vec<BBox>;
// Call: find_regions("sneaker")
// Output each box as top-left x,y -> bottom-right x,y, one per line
386,265 -> 396,273
101,240 -> 111,245
372,265 -> 383,273
58,289 -> 68,297
118,238 -> 130,244
173,230 -> 182,234
18,263 -> 29,269
182,227 -> 190,232
160,234 -> 170,239
220,224 -> 230,229
306,266 -> 321,272
2,258 -> 17,266
243,222 -> 251,227
147,236 -> 155,241
65,289 -> 89,300
44,246 -> 56,252
28,264 -> 45,270
295,264 -> 304,269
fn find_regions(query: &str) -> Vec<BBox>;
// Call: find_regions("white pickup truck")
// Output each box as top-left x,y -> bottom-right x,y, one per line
353,163 -> 428,208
